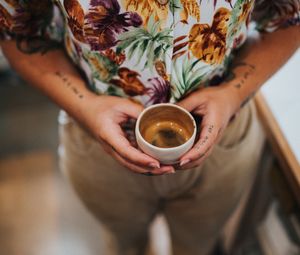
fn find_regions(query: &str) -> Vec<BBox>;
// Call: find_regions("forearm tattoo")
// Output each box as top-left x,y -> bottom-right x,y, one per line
231,62 -> 256,89
55,71 -> 84,99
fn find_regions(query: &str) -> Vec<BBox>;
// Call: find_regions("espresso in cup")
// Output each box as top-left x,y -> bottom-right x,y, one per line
135,103 -> 196,164
141,120 -> 192,148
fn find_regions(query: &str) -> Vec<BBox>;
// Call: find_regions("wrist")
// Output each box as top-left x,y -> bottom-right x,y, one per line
219,83 -> 243,113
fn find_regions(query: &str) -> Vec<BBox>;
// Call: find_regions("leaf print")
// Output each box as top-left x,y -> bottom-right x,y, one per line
64,0 -> 85,42
84,0 -> 143,51
188,7 -> 231,65
213,0 -> 233,9
84,51 -> 119,82
0,4 -> 13,31
110,67 -> 147,96
116,15 -> 173,68
3,0 -> 54,36
123,0 -> 169,26
102,48 -> 126,65
169,0 -> 182,16
146,77 -> 171,105
226,0 -> 254,48
252,0 -> 300,32
180,0 -> 200,23
171,55 -> 210,100
0,0 -> 59,53
106,85 -> 125,97
172,35 -> 188,60
238,0 -> 253,24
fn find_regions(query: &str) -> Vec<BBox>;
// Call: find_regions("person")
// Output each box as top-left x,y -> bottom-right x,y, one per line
0,0 -> 299,254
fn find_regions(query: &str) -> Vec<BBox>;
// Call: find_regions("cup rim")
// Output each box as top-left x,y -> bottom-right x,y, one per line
135,103 -> 197,151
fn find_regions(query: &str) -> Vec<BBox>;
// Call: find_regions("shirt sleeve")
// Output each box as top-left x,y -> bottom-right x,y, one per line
252,0 -> 300,33
0,0 -> 64,53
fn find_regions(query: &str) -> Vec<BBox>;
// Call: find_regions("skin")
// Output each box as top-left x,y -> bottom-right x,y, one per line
177,25 -> 300,170
1,25 -> 299,174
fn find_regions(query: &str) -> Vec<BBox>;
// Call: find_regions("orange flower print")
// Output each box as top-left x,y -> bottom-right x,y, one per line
188,7 -> 230,65
238,0 -> 254,25
110,68 -> 147,96
64,0 -> 85,42
123,0 -> 168,26
154,60 -> 169,81
180,0 -> 200,24
102,49 -> 126,66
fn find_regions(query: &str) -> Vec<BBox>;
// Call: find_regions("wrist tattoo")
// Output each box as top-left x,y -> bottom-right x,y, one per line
55,71 -> 84,99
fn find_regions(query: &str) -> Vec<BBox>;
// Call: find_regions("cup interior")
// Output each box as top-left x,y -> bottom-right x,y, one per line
138,105 -> 195,149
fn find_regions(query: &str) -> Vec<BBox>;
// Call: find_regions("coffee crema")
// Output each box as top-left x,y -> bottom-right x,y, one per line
141,120 -> 192,148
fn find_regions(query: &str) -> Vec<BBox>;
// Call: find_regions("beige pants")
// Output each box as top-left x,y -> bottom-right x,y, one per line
58,100 -> 265,255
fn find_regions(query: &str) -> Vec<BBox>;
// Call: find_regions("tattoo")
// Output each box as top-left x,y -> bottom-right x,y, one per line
55,71 -> 84,99
232,63 -> 256,89
196,124 -> 214,149
197,135 -> 209,147
225,62 -> 256,89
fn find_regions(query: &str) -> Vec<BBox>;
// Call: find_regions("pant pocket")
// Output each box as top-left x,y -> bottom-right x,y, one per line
208,101 -> 265,178
58,110 -> 98,157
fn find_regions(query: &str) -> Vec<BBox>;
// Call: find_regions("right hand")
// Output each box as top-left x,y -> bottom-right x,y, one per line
78,95 -> 175,175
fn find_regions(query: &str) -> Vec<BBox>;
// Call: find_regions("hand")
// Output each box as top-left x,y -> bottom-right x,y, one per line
79,95 -> 175,175
176,85 -> 241,170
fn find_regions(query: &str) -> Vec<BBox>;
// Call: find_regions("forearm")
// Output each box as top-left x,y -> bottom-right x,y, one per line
0,40 -> 97,123
224,25 -> 300,108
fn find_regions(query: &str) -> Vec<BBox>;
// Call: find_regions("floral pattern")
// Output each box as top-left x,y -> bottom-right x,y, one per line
1,0 -> 299,106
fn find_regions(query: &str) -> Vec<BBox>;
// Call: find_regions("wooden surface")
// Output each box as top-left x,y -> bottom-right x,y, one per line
255,92 -> 300,204
0,151 -> 106,255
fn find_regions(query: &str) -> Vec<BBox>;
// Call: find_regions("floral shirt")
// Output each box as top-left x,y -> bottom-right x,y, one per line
0,0 -> 299,107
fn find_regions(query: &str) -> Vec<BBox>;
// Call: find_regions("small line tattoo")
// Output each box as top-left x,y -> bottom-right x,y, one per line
227,62 -> 256,89
55,71 -> 84,99
208,125 -> 214,133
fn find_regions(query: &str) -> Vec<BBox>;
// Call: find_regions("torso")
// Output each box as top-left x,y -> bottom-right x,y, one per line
57,0 -> 255,105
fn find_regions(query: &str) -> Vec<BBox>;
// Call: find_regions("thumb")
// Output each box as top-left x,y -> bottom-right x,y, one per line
176,95 -> 198,112
123,99 -> 144,119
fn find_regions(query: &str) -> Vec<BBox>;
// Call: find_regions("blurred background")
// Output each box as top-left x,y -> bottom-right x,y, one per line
0,50 -> 109,255
0,48 -> 299,255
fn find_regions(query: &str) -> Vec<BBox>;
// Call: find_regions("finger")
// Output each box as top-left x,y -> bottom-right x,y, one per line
179,145 -> 214,170
110,149 -> 174,175
99,137 -> 175,174
117,100 -> 144,119
102,121 -> 161,168
176,95 -> 198,112
179,113 -> 221,165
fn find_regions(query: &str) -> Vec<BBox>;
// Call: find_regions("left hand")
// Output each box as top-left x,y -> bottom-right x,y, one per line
176,85 -> 241,170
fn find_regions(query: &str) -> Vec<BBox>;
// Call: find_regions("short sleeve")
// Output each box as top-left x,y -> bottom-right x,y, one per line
0,0 -> 64,53
252,0 -> 300,33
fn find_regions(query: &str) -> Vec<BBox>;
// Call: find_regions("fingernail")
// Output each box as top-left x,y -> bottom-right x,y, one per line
169,169 -> 176,174
180,159 -> 190,166
149,162 -> 160,169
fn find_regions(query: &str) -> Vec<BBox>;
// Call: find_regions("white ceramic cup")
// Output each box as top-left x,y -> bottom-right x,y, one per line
135,103 -> 197,164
